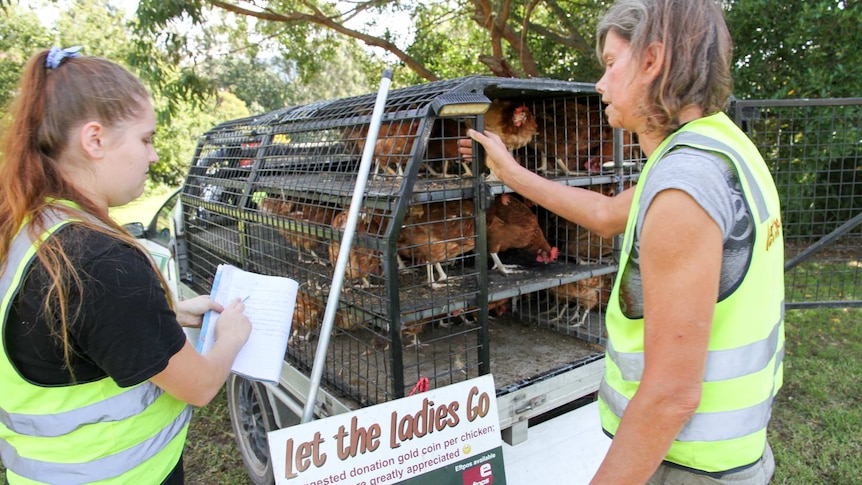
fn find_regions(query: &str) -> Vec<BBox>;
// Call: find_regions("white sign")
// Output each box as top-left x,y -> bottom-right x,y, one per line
268,374 -> 507,485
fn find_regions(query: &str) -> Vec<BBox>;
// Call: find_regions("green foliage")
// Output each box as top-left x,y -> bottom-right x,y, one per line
128,37 -> 214,121
204,56 -> 290,114
403,3 -> 487,82
0,6 -> 53,109
285,40 -> 384,104
0,1 -> 250,190
739,101 -> 861,239
129,0 -> 862,99
727,0 -> 862,99
255,3 -> 343,82
129,0 -> 862,102
398,0 -> 606,81
5,1 -> 862,191
131,0 -> 214,116
184,7 -> 289,114
150,91 -> 251,186
55,0 -> 130,60
511,0 -> 606,81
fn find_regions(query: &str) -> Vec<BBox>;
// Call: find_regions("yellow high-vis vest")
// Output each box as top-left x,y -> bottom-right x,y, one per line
0,204 -> 191,484
599,112 -> 785,473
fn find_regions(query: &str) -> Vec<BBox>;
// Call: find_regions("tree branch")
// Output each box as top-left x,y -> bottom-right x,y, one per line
498,0 -> 532,73
468,0 -> 539,77
518,0 -> 591,52
478,55 -> 517,77
208,0 -> 440,81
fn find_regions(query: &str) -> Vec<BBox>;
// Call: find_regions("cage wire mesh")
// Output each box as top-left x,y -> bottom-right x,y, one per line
180,76 -> 643,407
733,98 -> 861,308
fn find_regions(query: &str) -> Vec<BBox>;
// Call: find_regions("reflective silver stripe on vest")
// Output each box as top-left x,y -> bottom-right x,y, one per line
0,217 -> 61,312
0,405 -> 191,485
0,382 -> 167,437
0,207 -> 81,316
601,341 -> 785,442
607,305 -> 785,382
599,378 -> 773,442
657,131 -> 770,223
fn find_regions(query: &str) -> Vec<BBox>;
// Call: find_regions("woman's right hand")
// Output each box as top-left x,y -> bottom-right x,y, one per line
459,128 -> 521,181
214,298 -> 251,348
153,297 -> 252,406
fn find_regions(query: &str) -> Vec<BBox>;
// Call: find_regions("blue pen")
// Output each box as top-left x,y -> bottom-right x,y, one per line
240,295 -> 251,303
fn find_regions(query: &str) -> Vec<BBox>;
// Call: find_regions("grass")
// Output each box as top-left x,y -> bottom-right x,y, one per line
183,388 -> 253,484
769,307 -> 862,484
108,184 -> 179,225
785,260 -> 861,304
2,191 -> 860,484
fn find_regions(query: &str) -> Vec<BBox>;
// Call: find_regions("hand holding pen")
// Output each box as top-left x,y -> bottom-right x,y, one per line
216,296 -> 252,347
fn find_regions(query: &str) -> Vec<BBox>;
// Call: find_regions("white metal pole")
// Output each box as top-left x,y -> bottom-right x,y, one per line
300,69 -> 393,423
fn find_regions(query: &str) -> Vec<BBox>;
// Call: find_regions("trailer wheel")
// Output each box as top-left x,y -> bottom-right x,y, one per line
227,374 -> 277,485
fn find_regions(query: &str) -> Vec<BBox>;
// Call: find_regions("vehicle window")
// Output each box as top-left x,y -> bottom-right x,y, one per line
151,191 -> 180,248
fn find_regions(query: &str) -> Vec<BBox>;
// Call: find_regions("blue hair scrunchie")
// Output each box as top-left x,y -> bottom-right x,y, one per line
45,46 -> 83,70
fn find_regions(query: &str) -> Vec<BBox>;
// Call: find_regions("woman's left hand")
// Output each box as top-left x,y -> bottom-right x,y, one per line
175,295 -> 224,328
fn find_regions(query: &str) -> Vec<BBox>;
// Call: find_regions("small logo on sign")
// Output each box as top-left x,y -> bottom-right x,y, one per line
462,462 -> 494,485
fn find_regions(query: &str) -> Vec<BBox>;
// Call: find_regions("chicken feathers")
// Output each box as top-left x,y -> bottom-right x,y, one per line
292,290 -> 354,343
476,99 -> 538,183
344,120 -> 422,176
397,200 -> 477,288
545,275 -> 605,328
533,100 -> 608,175
483,99 -> 538,152
486,194 -> 558,275
424,118 -> 471,178
259,196 -> 339,265
328,208 -> 383,288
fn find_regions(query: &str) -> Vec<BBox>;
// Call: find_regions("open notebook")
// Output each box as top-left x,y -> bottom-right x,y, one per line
197,264 -> 299,383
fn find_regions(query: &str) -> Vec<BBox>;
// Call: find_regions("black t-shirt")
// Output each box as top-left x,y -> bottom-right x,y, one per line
5,223 -> 187,387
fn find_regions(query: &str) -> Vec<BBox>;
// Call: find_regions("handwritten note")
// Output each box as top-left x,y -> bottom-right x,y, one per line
198,264 -> 299,383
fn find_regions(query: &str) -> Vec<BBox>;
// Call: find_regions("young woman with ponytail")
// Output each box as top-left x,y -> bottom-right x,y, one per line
0,47 -> 251,484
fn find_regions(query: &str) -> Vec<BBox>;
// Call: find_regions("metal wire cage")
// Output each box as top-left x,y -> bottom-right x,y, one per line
179,75 -> 642,409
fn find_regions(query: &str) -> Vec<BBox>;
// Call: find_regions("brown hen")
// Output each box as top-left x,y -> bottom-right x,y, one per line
583,129 -> 640,172
562,180 -> 636,263
291,290 -> 354,343
533,100 -> 609,175
424,118 -> 471,178
483,99 -> 538,151
259,196 -> 340,264
488,297 -> 510,317
400,316 -> 430,347
486,194 -> 558,275
544,275 -> 604,328
476,99 -> 538,182
292,291 -> 323,342
444,297 -> 511,327
345,119 -> 421,176
397,200 -> 477,289
328,208 -> 384,288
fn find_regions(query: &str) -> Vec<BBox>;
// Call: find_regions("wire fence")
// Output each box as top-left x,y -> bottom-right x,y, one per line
732,98 -> 862,308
